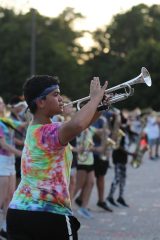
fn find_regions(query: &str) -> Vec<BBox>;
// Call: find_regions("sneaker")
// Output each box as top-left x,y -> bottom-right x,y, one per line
75,197 -> 82,207
0,229 -> 7,240
117,197 -> 129,207
97,201 -> 113,212
77,207 -> 93,220
107,196 -> 119,207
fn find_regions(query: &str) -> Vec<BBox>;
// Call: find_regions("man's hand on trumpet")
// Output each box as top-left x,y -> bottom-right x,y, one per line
90,77 -> 111,111
90,77 -> 108,102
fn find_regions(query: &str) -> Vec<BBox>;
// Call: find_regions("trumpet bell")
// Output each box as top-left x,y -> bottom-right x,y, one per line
126,67 -> 152,88
141,67 -> 152,87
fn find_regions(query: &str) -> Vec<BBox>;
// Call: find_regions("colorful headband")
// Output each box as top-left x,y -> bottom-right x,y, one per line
29,84 -> 59,107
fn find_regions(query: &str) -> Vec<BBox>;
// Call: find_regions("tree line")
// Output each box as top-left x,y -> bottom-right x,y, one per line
0,4 -> 160,110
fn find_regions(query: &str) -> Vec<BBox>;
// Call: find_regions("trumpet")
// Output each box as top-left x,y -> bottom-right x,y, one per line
65,67 -> 152,110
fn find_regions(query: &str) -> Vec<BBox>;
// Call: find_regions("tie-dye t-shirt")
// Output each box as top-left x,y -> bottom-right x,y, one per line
9,122 -> 73,216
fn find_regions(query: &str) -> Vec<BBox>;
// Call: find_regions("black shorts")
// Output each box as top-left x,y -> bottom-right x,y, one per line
15,157 -> 21,179
77,164 -> 94,172
94,155 -> 109,177
112,149 -> 127,165
7,209 -> 80,240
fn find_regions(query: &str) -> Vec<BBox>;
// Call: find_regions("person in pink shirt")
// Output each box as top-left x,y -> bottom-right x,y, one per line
0,97 -> 23,239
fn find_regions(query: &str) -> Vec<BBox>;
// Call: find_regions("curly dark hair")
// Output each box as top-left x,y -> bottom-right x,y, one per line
23,75 -> 60,113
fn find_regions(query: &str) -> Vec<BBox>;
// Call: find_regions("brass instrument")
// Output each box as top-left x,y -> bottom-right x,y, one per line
130,115 -> 149,168
106,137 -> 116,148
114,128 -> 126,149
100,137 -> 116,161
65,67 -> 152,110
110,108 -> 126,149
99,115 -> 116,160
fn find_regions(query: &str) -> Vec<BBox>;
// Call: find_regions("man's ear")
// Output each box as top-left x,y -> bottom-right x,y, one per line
36,98 -> 45,109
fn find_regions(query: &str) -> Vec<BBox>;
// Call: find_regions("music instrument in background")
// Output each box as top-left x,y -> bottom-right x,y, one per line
114,128 -> 126,149
130,115 -> 149,168
76,129 -> 94,163
109,108 -> 126,150
98,115 -> 116,161
100,137 -> 116,161
65,67 -> 152,111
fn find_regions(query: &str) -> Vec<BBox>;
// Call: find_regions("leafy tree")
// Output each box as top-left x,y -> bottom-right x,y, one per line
0,7 -> 90,102
0,8 -> 31,100
85,4 -> 160,110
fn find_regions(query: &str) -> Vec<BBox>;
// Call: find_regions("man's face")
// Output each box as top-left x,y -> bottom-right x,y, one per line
42,88 -> 64,116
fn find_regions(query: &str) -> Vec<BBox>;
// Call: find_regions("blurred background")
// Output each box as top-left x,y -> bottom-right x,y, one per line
0,0 -> 159,111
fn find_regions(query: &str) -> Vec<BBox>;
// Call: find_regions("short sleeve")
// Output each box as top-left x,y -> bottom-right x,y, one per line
34,122 -> 63,150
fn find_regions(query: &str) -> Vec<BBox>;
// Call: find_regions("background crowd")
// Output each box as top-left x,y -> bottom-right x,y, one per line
0,92 -> 160,239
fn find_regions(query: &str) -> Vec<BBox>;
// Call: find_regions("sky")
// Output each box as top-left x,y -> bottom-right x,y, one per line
0,0 -> 160,48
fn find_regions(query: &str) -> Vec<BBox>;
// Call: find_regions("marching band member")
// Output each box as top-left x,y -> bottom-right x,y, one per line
7,75 -> 108,240
92,112 -> 113,212
0,96 -> 23,239
8,96 -> 27,186
74,126 -> 96,219
106,109 -> 136,207
144,111 -> 159,160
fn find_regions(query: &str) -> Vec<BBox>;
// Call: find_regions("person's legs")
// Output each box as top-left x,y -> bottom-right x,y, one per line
107,164 -> 120,207
155,138 -> 160,158
94,158 -> 109,201
93,157 -> 112,211
117,164 -> 129,207
69,167 -> 77,204
0,159 -> 14,238
108,164 -> 120,198
118,164 -> 126,199
0,175 -> 9,239
149,139 -> 156,160
96,174 -> 113,212
0,176 -> 9,210
74,169 -> 87,198
1,173 -> 16,237
96,175 -> 105,202
74,165 -> 94,207
77,169 -> 95,219
6,174 -> 16,206
81,170 -> 95,208
74,165 -> 95,219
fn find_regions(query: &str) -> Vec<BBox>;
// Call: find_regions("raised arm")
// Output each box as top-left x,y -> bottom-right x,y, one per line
58,77 -> 108,145
0,137 -> 22,157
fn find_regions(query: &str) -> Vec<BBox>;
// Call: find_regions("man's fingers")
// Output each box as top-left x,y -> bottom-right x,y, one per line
102,81 -> 108,90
